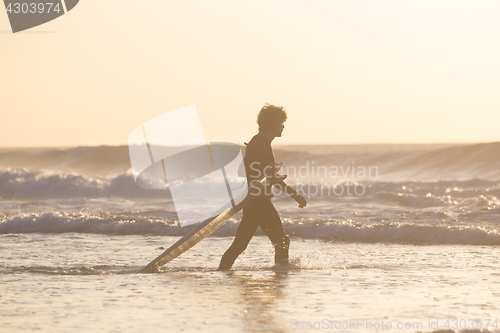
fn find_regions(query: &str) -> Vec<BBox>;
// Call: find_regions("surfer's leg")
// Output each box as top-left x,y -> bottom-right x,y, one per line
258,201 -> 290,266
218,204 -> 259,270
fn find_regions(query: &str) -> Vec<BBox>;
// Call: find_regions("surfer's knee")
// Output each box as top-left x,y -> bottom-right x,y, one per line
228,242 -> 248,256
235,243 -> 249,255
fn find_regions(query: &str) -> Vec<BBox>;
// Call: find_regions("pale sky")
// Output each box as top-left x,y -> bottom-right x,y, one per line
1,0 -> 499,147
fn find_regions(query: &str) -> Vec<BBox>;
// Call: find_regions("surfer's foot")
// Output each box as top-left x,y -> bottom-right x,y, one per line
275,259 -> 289,266
217,254 -> 236,271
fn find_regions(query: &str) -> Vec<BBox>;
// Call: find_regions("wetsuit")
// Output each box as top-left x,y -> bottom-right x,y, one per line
218,133 -> 297,270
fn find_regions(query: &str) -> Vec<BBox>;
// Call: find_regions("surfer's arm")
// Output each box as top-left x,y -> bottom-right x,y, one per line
263,162 -> 306,207
272,180 -> 297,196
272,180 -> 307,208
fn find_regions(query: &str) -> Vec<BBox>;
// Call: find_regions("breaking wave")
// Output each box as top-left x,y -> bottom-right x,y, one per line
1,212 -> 499,246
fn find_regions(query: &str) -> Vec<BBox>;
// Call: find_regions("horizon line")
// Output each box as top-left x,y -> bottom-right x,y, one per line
1,141 -> 499,150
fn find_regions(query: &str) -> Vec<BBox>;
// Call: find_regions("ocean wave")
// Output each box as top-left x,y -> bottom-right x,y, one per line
0,146 -> 130,176
1,212 -> 499,245
0,212 -> 179,235
284,220 -> 500,245
1,142 -> 500,181
275,142 -> 500,181
0,169 -> 170,200
1,169 -> 499,212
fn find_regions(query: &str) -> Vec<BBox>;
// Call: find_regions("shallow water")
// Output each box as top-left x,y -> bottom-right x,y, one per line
1,234 -> 499,333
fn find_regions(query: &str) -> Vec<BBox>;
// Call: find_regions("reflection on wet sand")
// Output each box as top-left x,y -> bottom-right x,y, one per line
230,270 -> 290,333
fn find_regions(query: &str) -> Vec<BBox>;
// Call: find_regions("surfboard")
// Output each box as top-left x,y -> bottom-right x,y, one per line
138,163 -> 283,273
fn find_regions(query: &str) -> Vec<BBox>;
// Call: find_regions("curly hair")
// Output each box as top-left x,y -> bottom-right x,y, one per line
257,103 -> 287,132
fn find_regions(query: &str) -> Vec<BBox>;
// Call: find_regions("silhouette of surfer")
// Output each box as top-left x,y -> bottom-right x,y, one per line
218,104 -> 307,270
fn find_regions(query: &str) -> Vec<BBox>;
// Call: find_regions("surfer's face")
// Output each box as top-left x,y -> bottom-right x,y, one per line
272,122 -> 285,138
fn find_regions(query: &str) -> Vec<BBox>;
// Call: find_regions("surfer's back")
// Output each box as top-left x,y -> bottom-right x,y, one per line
244,134 -> 275,184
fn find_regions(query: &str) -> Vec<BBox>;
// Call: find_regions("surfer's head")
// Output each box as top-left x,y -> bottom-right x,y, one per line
257,103 -> 287,138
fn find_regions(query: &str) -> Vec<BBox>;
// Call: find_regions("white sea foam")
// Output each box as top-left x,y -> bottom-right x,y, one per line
1,143 -> 499,244
1,211 -> 499,245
